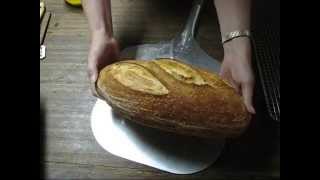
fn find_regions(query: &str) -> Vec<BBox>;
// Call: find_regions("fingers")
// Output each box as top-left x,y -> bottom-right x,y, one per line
220,69 -> 240,95
230,80 -> 240,95
241,82 -> 256,114
87,66 -> 103,99
90,81 -> 99,98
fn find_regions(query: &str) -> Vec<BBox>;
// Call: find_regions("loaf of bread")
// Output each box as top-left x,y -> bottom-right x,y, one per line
97,58 -> 251,138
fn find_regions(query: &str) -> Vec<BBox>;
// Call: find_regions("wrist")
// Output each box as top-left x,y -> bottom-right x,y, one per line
91,28 -> 113,41
223,37 -> 252,61
90,31 -> 116,51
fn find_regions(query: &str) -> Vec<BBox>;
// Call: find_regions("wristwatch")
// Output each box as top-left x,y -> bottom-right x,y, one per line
222,30 -> 251,44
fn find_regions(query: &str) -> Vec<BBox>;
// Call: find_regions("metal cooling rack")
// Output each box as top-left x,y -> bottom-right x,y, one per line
252,23 -> 280,122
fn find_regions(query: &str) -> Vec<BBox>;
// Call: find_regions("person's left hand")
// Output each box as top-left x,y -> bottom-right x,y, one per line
219,37 -> 256,114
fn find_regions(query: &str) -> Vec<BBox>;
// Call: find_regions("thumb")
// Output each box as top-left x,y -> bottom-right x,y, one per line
220,68 -> 240,94
241,82 -> 256,114
89,69 -> 98,82
88,68 -> 102,99
87,65 -> 98,84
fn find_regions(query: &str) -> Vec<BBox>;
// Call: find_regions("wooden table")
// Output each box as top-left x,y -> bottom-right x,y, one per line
40,0 -> 280,179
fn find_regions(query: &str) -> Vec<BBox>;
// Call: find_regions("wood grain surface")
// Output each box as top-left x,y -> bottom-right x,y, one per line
40,0 -> 279,179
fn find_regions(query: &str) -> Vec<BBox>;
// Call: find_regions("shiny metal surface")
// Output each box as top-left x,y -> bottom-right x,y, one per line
120,0 -> 221,73
91,0 -> 225,174
91,99 -> 225,174
221,29 -> 251,44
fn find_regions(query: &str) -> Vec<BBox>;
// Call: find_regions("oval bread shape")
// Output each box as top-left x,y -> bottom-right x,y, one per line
97,59 -> 251,139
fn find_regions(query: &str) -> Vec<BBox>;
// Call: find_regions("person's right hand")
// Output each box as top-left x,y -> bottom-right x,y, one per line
87,32 -> 119,98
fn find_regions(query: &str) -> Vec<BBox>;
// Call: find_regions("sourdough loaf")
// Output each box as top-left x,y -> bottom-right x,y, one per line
97,59 -> 251,138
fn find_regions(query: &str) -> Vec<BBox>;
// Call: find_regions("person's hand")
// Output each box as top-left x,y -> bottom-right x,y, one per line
220,37 -> 256,114
87,32 -> 119,98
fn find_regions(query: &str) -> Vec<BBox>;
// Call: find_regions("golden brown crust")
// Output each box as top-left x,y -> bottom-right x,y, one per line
97,59 -> 251,139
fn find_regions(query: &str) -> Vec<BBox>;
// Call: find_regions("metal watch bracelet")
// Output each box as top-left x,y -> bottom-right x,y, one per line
222,30 -> 251,44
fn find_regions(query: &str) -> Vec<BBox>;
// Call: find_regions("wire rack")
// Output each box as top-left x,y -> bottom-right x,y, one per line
252,22 -> 280,122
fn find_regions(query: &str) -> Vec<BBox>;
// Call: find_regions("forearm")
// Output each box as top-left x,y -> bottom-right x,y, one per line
82,0 -> 113,39
214,0 -> 252,59
214,0 -> 251,36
